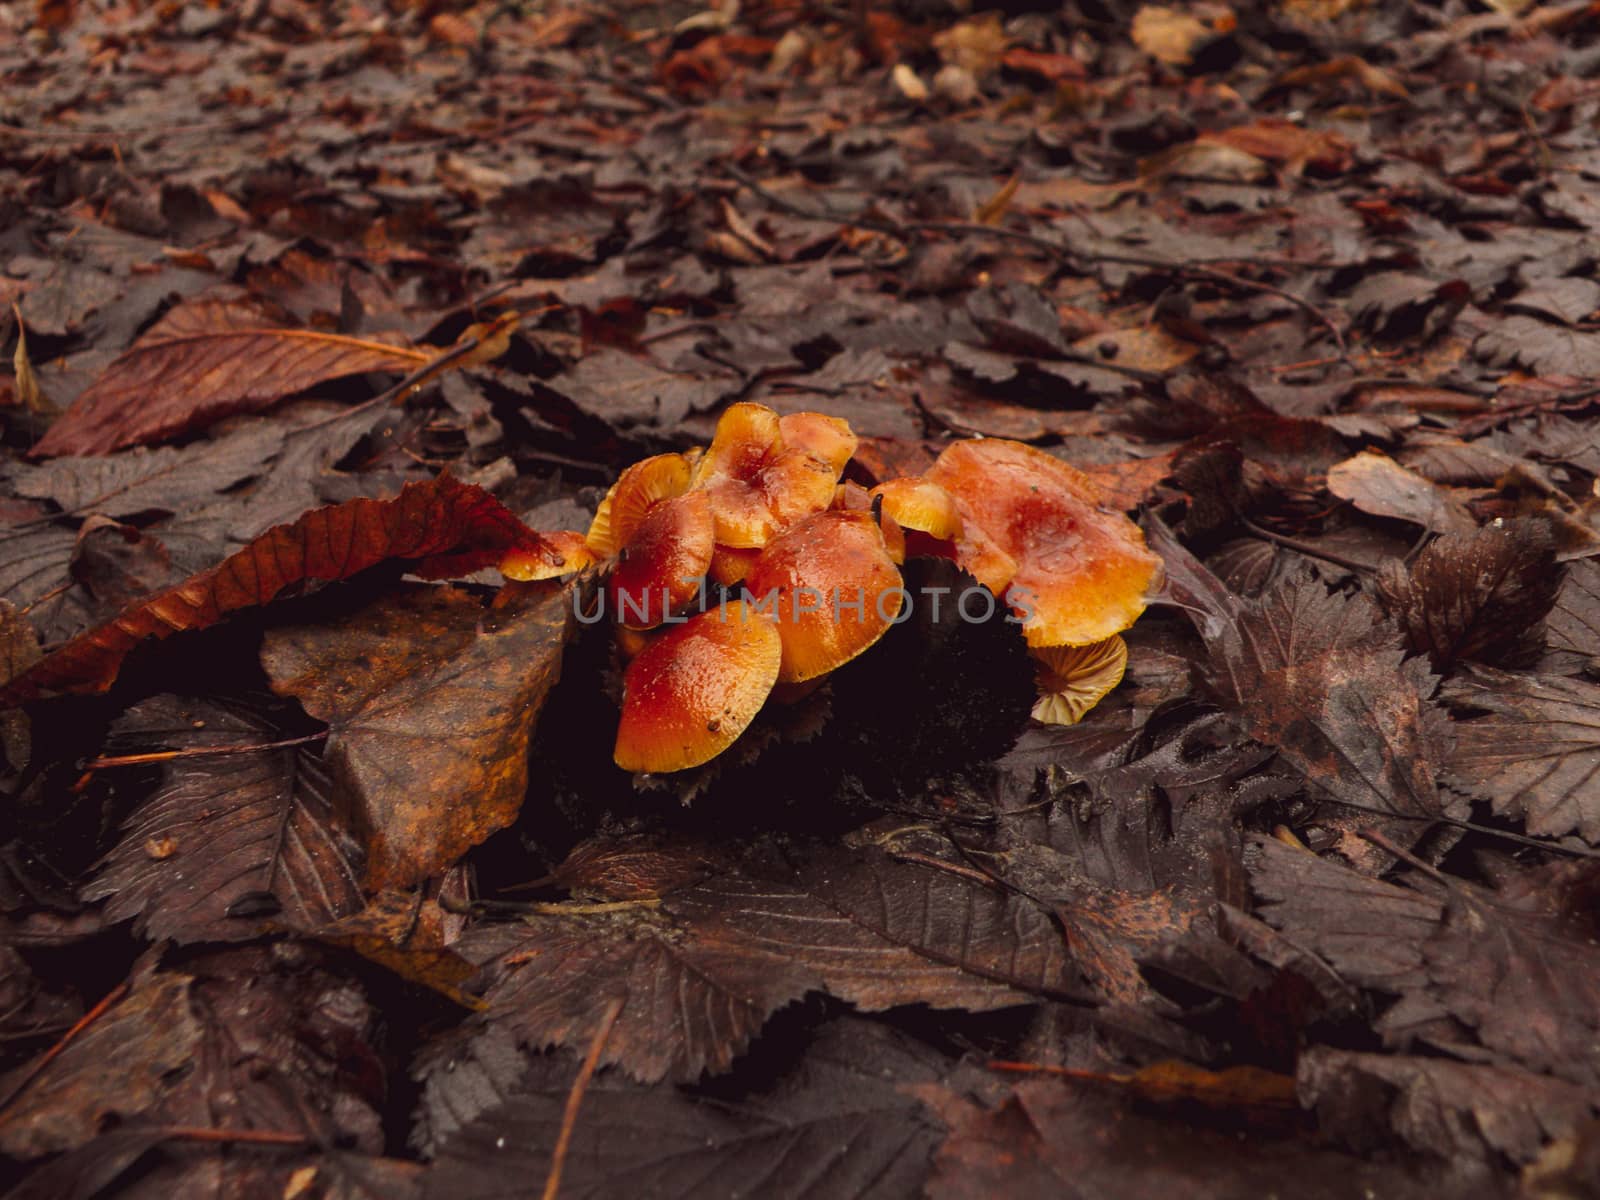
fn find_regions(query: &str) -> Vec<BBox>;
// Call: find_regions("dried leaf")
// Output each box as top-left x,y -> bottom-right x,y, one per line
926,1076 -> 1449,1200
0,963 -> 201,1158
1301,1049 -> 1598,1167
1326,450 -> 1477,534
1,474 -> 557,703
453,843 -> 1061,1084
426,1018 -> 947,1200
7,423 -> 284,519
1151,522 -> 1451,820
1443,664 -> 1600,841
1376,518 -> 1561,670
83,695 -> 365,943
261,582 -> 573,891
32,297 -> 429,456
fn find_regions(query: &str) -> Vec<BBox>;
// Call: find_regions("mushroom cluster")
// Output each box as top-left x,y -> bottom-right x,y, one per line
508,403 -> 1162,775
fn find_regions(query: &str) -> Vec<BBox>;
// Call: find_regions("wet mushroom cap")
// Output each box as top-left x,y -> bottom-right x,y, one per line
586,452 -> 694,558
927,439 -> 1161,648
610,490 -> 716,630
745,509 -> 904,683
870,477 -> 962,540
613,600 -> 782,773
693,402 -> 842,548
779,411 -> 858,476
499,530 -> 598,581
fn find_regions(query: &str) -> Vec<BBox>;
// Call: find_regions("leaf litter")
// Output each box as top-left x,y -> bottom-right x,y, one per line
5,0 -> 1600,1195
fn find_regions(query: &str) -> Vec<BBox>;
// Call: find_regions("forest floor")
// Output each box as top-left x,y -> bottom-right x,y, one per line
4,0 -> 1600,1196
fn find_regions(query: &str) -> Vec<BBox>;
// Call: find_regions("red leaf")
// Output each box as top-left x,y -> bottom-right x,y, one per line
0,474 -> 557,702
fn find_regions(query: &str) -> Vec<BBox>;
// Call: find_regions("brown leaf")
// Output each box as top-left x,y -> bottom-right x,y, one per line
424,1017 -> 947,1200
1300,1049 -> 1598,1166
82,695 -> 365,943
1376,518 -> 1561,670
31,297 -> 429,456
0,961 -> 201,1158
1151,522 -> 1452,821
1443,664 -> 1600,841
455,842 -> 1063,1083
262,581 -> 573,891
1326,450 -> 1477,534
1,474 -> 559,703
926,1077 -> 1451,1200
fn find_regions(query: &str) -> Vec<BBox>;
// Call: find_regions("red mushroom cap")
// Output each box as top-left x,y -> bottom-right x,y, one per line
927,439 -> 1161,648
745,509 -> 903,682
613,601 -> 782,773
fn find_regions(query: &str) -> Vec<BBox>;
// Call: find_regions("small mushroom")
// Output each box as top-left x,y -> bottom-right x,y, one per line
745,509 -> 903,682
499,531 -> 598,581
927,439 -> 1161,648
869,477 -> 962,541
1031,636 -> 1128,725
610,490 -> 715,629
613,600 -> 782,773
692,402 -> 844,548
586,452 -> 696,558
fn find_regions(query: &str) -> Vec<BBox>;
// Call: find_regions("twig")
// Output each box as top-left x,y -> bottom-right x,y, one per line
0,981 -> 128,1116
542,996 -> 625,1200
82,731 -> 327,770
1239,516 -> 1375,575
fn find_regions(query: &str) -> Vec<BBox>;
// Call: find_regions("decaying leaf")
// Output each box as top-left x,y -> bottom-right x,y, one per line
1443,664 -> 1600,841
83,694 -> 365,943
0,474 -> 559,703
1326,450 -> 1476,534
1376,518 -> 1561,670
448,841 -> 1064,1084
426,1018 -> 947,1200
262,582 -> 573,890
1151,521 -> 1452,821
31,297 -> 429,456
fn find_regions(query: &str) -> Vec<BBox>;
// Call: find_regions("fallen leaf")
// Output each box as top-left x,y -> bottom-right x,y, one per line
83,694 -> 365,943
0,961 -> 201,1158
1443,663 -> 1600,840
425,1017 -> 947,1200
1327,450 -> 1477,534
1151,523 -> 1452,821
32,297 -> 430,456
262,581 -> 573,890
1376,518 -> 1561,670
1,474 -> 559,702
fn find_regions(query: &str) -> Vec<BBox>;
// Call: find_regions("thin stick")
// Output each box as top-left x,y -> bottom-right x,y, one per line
1239,516 -> 1375,575
542,996 -> 625,1200
83,731 -> 327,770
152,1126 -> 309,1146
0,981 -> 128,1116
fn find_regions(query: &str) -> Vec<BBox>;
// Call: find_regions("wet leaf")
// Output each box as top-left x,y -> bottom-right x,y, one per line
0,962 -> 201,1159
1443,664 -> 1600,840
1,474 -> 558,702
450,842 -> 1062,1084
1376,518 -> 1561,670
1151,522 -> 1452,820
83,694 -> 365,943
262,582 -> 573,890
32,297 -> 429,456
1327,450 -> 1476,534
426,1018 -> 947,1200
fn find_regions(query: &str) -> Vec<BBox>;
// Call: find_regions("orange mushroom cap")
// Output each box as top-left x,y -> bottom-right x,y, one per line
500,530 -> 598,581
610,490 -> 716,630
745,509 -> 904,683
779,411 -> 858,476
693,402 -> 843,549
708,543 -> 761,587
586,452 -> 694,558
1031,636 -> 1128,725
870,477 -> 962,540
613,600 -> 782,773
927,439 -> 1161,648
